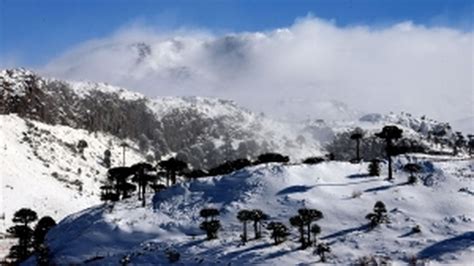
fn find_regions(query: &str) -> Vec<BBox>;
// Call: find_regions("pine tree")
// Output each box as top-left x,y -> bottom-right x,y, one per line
130,162 -> 155,207
33,216 -> 56,248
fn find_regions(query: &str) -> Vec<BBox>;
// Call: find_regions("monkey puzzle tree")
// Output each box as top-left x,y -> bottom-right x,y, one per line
366,201 -> 389,229
350,127 -> 364,162
33,216 -> 56,248
267,222 -> 289,245
298,208 -> 323,246
7,208 -> 38,263
289,215 -> 306,249
249,209 -> 268,239
368,159 -> 381,176
315,242 -> 331,262
199,208 -> 221,240
237,210 -> 252,243
310,224 -> 321,246
130,162 -> 156,207
375,126 -> 403,180
158,158 -> 187,186
107,167 -> 134,199
403,163 -> 423,184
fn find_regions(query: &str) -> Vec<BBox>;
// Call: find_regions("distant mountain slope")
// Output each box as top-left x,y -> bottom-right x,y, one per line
0,114 -> 147,234
0,68 -> 323,169
33,159 -> 474,265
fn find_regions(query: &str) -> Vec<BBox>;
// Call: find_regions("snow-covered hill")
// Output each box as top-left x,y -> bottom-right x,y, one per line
0,114 -> 147,234
34,158 -> 474,265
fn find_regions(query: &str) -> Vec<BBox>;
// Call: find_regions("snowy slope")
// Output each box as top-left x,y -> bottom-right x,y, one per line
37,157 -> 474,265
0,114 -> 147,234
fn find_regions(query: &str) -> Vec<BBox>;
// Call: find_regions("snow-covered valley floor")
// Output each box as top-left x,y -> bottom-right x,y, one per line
36,159 -> 474,265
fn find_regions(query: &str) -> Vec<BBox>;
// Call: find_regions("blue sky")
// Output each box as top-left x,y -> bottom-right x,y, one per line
0,0 -> 472,66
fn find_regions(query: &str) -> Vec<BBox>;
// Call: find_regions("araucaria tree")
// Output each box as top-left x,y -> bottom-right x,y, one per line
350,127 -> 364,162
107,167 -> 135,199
130,162 -> 156,207
158,158 -> 187,186
237,210 -> 252,243
310,224 -> 321,245
249,209 -> 268,239
366,201 -> 389,228
289,215 -> 306,249
7,208 -> 38,263
368,159 -> 381,176
199,208 -> 221,240
33,216 -> 56,266
403,163 -> 422,184
298,208 -> 323,247
375,126 -> 403,180
267,222 -> 289,245
315,242 -> 331,262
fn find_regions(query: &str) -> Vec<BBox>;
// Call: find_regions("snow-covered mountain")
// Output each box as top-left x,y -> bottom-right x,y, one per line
28,158 -> 474,265
2,68 -> 471,263
0,68 -> 325,170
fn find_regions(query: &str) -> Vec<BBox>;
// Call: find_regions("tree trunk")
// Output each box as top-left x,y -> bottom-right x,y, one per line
356,139 -> 360,161
242,222 -> 247,242
307,223 -> 311,246
141,183 -> 146,207
253,221 -> 258,239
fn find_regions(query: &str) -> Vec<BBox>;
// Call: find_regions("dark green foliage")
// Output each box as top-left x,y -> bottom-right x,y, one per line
350,127 -> 364,162
298,208 -> 323,247
310,224 -> 321,245
326,131 -> 385,161
412,224 -> 422,234
103,149 -> 111,168
200,208 -> 220,222
375,126 -> 403,180
33,216 -> 56,248
107,166 -> 135,199
77,139 -> 88,154
368,159 -> 381,176
254,153 -> 290,164
35,243 -> 51,266
366,201 -> 389,228
130,162 -> 156,207
159,158 -> 187,186
403,163 -> 422,184
237,210 -> 252,243
184,169 -> 209,179
7,208 -> 38,263
267,222 -> 289,245
100,185 -> 120,202
302,157 -> 325,165
289,215 -> 306,248
315,242 -> 331,262
165,249 -> 181,263
208,158 -> 252,176
200,220 -> 221,240
249,209 -> 268,239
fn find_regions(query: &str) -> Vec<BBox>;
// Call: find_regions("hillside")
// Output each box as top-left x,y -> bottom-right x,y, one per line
31,158 -> 474,265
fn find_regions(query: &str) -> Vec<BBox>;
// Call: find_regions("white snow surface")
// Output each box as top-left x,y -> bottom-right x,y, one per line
37,158 -> 474,265
0,114 -> 147,234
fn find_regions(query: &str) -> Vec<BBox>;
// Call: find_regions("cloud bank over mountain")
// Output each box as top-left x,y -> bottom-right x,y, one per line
39,16 -> 472,122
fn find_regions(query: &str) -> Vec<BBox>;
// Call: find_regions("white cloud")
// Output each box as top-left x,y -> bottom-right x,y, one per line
39,16 -> 473,123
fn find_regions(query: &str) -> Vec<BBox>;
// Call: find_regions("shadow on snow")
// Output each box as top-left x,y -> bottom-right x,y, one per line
418,232 -> 474,260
